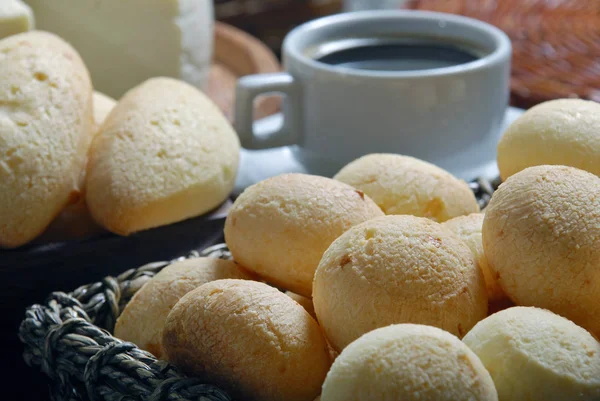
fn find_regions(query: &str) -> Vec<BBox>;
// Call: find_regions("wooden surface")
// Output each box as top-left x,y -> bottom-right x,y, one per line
215,0 -> 343,56
409,0 -> 600,109
208,22 -> 282,122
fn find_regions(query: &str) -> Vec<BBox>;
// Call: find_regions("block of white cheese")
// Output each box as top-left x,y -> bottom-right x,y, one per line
0,0 -> 34,40
25,0 -> 213,99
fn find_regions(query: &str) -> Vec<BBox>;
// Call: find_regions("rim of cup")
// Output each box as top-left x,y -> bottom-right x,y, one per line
283,10 -> 512,79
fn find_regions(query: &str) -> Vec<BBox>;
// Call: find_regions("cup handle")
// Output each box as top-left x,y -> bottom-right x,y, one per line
234,72 -> 301,150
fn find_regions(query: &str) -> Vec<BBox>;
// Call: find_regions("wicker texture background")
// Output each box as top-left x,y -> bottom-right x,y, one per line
409,0 -> 600,109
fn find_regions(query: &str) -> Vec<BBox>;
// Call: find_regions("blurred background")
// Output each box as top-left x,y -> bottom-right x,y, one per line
221,0 -> 600,109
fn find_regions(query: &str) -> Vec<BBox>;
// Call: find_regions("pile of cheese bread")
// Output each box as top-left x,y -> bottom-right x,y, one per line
3,2 -> 600,401
115,98 -> 600,401
0,3 -> 237,247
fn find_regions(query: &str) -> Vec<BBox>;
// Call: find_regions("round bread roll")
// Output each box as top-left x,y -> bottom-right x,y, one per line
321,324 -> 498,401
497,99 -> 600,180
37,91 -> 116,242
285,291 -> 316,320
313,215 -> 488,351
224,173 -> 383,297
0,31 -> 93,248
463,307 -> 600,401
483,165 -> 600,336
162,279 -> 331,401
333,153 -> 479,222
442,213 -> 505,302
92,91 -> 116,132
285,292 -> 337,362
114,257 -> 254,358
86,77 -> 240,235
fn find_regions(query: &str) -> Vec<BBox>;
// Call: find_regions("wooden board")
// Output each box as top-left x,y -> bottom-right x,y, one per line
208,22 -> 282,122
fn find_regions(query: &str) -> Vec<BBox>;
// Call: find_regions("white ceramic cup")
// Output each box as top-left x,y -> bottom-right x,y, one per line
235,10 -> 511,178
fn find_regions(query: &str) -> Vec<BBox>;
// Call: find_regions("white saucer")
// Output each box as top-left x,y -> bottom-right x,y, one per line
234,106 -> 525,195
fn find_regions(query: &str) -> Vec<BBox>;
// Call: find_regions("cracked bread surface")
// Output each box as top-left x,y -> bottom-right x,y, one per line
497,99 -> 600,180
463,307 -> 600,401
162,279 -> 331,401
0,30 -> 93,247
224,173 -> 384,297
321,324 -> 497,401
36,90 -> 116,242
86,77 -> 240,235
114,257 -> 254,359
313,214 -> 488,351
483,165 -> 600,337
443,213 -> 506,303
334,153 -> 479,222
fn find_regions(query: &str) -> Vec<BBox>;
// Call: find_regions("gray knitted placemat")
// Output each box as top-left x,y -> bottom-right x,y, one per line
18,177 -> 499,401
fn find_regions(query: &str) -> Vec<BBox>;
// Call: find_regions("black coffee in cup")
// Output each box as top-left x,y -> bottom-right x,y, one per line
309,37 -> 482,71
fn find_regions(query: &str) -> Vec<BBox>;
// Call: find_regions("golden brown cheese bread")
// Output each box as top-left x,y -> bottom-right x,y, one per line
483,165 -> 600,338
497,99 -> 600,180
114,257 -> 254,358
322,324 -> 498,401
86,77 -> 240,235
224,173 -> 384,297
163,279 -> 331,401
313,214 -> 488,351
36,91 -> 116,243
464,307 -> 600,401
0,30 -> 93,248
334,153 -> 479,222
285,291 -> 316,320
442,213 -> 506,303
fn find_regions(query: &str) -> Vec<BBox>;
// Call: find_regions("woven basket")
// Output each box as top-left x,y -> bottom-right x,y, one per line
18,177 -> 499,401
408,0 -> 600,109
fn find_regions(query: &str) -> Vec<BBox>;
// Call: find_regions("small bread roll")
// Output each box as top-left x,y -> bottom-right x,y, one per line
321,324 -> 498,401
285,291 -> 316,320
224,173 -> 383,297
463,307 -> 600,401
334,153 -> 479,222
483,165 -> 600,336
313,215 -> 488,351
162,279 -> 331,401
92,91 -> 116,132
114,257 -> 253,358
37,91 -> 116,242
86,77 -> 240,235
442,213 -> 505,302
497,99 -> 600,180
0,31 -> 93,248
